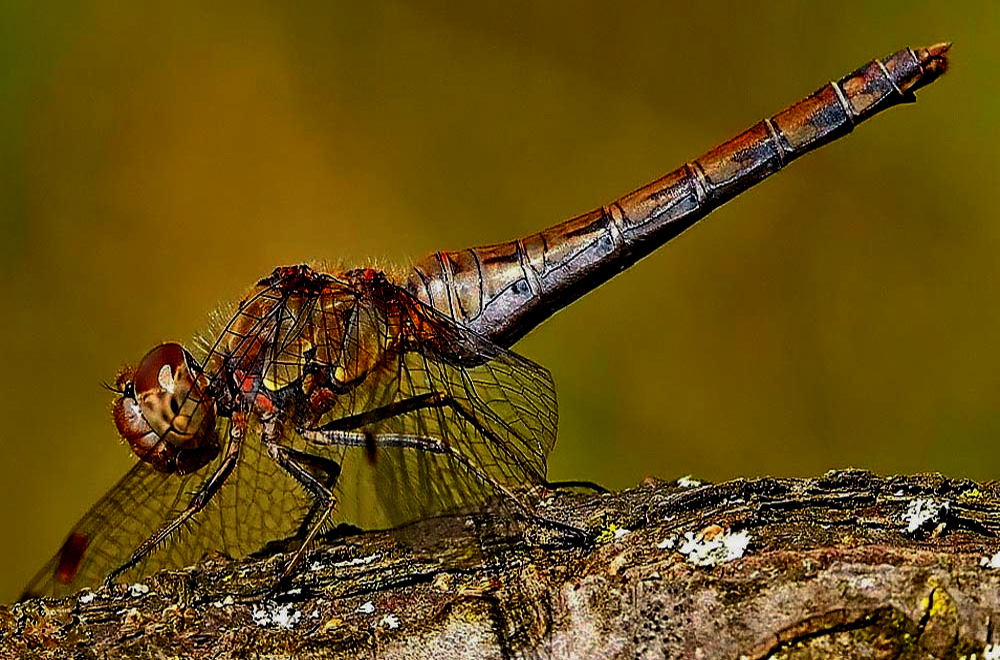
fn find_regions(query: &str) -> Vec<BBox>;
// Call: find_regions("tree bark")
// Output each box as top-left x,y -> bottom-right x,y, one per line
4,469 -> 1000,659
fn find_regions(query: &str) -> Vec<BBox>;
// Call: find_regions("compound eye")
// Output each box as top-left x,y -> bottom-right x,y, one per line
128,343 -> 216,450
133,343 -> 188,396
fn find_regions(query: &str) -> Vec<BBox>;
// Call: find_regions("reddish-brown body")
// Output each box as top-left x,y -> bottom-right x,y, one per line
407,44 -> 949,346
26,44 -> 949,599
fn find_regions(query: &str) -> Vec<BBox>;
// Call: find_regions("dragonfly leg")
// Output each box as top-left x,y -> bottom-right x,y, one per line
302,392 -> 533,509
299,392 -> 589,545
311,391 -> 545,478
104,413 -> 248,586
307,392 -> 441,433
265,445 -> 341,511
264,443 -> 344,581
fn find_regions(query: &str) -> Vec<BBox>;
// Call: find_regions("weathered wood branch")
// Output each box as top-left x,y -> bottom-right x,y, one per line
5,470 -> 1000,659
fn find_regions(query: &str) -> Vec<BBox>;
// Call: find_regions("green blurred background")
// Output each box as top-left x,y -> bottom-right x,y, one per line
1,1 -> 995,602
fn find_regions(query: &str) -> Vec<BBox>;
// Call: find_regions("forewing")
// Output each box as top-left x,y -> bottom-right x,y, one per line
23,458 -> 205,599
23,418 -> 316,599
154,417 -> 315,576
25,268 -> 557,597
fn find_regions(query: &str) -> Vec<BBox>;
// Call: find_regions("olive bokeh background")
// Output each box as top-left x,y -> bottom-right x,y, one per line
1,2 -> 995,602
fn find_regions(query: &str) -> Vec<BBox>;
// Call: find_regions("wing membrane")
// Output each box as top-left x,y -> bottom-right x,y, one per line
24,458 -> 204,599
24,419 -> 315,599
26,268 -> 558,597
307,291 -> 558,530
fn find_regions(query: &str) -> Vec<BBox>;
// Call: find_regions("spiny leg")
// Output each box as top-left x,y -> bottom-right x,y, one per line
277,447 -> 343,540
265,443 -> 343,581
299,391 -> 589,545
104,412 -> 248,586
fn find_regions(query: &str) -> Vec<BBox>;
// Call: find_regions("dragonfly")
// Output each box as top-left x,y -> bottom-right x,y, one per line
23,43 -> 950,599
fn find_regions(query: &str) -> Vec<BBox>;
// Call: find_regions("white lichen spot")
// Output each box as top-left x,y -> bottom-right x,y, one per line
212,595 -> 236,608
272,605 -> 302,629
613,527 -> 631,540
128,583 -> 150,598
676,475 -> 703,488
356,601 -> 376,615
381,614 -> 401,629
678,528 -> 751,567
984,643 -> 1000,660
78,590 -> 96,604
902,498 -> 950,533
252,602 -> 302,629
333,553 -> 382,568
309,560 -> 325,571
980,550 -> 1000,569
249,607 -> 268,626
657,537 -> 676,550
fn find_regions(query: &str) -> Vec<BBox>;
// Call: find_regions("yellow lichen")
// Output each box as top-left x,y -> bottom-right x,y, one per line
596,524 -> 620,544
960,487 -> 984,501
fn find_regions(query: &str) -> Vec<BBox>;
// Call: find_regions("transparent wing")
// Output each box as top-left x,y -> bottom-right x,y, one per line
194,269 -> 557,532
306,289 -> 558,530
23,419 -> 315,599
25,268 -> 557,597
154,417 -> 315,577
23,455 -> 205,599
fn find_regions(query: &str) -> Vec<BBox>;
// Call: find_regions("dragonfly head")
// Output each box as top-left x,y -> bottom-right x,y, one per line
112,343 -> 220,474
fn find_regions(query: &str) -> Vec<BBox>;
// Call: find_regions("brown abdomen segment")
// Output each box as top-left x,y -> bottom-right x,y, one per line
405,44 -> 949,347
